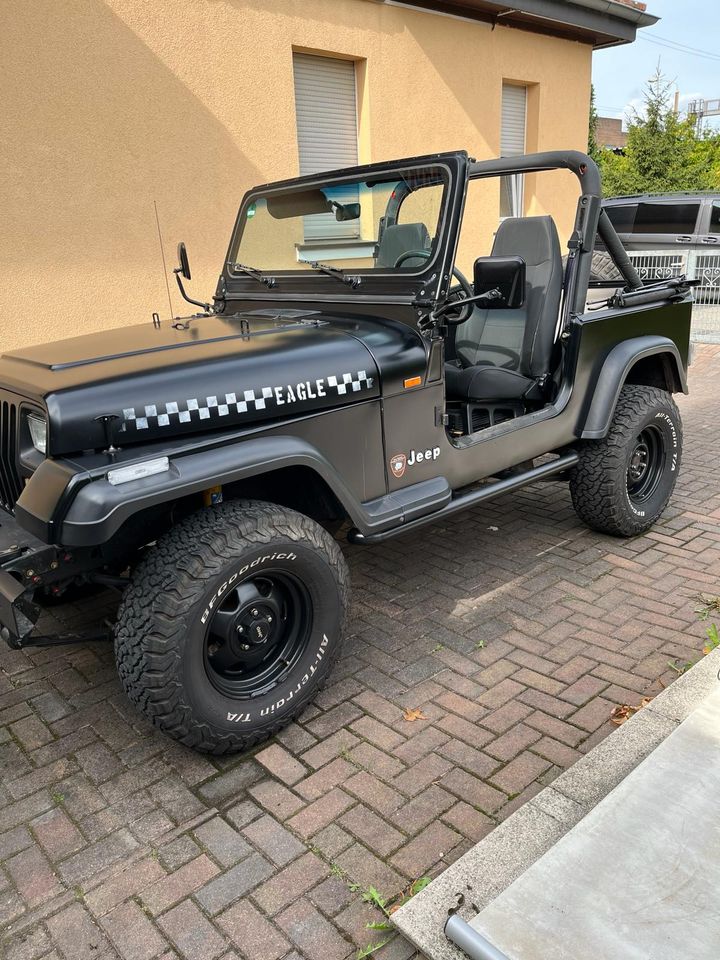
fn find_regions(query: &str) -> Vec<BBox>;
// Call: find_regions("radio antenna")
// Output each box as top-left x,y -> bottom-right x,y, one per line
153,200 -> 175,319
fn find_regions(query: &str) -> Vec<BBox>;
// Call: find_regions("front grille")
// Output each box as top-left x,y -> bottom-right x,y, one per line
0,399 -> 23,513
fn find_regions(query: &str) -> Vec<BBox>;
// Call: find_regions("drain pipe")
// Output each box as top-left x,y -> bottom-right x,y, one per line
445,915 -> 511,960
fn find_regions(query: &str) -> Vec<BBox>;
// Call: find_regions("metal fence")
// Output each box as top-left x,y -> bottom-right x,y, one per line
625,249 -> 720,343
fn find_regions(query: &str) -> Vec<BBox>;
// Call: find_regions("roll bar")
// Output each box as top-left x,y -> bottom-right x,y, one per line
468,150 -> 602,196
597,210 -> 643,289
468,151 -> 643,298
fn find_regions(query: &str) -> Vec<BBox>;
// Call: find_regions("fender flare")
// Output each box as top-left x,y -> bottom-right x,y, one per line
580,336 -> 687,440
25,436 -> 371,548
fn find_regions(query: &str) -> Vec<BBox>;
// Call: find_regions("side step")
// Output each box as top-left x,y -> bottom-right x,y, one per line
348,451 -> 578,545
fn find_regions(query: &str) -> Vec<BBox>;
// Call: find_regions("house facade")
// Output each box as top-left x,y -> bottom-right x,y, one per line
0,0 -> 654,349
598,116 -> 628,152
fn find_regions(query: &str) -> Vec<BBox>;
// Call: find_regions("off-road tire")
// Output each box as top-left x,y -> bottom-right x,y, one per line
114,500 -> 349,754
562,250 -> 622,283
588,250 -> 622,282
569,385 -> 682,537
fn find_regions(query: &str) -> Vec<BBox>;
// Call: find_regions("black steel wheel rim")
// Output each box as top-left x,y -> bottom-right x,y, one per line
203,570 -> 313,699
627,425 -> 666,504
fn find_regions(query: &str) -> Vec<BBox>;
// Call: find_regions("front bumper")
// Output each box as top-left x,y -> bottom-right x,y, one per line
0,509 -> 55,644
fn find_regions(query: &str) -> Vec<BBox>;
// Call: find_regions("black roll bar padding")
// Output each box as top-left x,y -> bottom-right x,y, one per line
609,277 -> 690,308
597,210 -> 643,290
468,150 -> 602,196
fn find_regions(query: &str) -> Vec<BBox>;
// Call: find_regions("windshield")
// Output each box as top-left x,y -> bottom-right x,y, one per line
228,164 -> 449,277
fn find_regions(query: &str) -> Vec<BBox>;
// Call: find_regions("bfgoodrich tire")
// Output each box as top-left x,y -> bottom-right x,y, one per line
569,385 -> 682,537
114,500 -> 349,754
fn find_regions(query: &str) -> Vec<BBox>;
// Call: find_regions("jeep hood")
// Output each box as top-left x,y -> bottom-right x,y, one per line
0,309 -> 425,456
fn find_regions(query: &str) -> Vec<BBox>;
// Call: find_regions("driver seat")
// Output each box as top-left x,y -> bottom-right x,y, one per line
445,216 -> 563,403
376,223 -> 430,268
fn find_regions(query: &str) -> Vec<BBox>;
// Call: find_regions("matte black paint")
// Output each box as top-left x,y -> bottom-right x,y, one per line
0,150 -> 693,643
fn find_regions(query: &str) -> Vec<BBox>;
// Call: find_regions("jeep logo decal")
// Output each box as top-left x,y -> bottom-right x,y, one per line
390,447 -> 441,479
390,453 -> 406,478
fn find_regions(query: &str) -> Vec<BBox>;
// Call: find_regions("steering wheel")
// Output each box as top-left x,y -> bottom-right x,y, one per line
394,250 -> 433,268
393,251 -> 475,324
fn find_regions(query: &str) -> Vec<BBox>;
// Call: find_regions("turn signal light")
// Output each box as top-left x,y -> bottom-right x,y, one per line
107,457 -> 170,486
404,376 -> 422,389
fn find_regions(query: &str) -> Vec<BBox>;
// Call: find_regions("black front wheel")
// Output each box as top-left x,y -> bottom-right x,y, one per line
569,384 -> 682,537
114,500 -> 349,754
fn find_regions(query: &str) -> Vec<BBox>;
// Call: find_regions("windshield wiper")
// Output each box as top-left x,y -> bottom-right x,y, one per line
228,262 -> 275,288
299,260 -> 361,289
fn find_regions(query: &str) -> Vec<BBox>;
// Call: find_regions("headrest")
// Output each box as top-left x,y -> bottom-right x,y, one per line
492,216 -> 560,267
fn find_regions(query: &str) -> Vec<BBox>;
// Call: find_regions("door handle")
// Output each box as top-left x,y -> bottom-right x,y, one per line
675,236 -> 692,243
701,236 -> 719,244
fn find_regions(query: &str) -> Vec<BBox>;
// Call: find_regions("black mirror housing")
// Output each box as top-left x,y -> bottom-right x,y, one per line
333,202 -> 361,222
473,255 -> 526,308
177,241 -> 192,281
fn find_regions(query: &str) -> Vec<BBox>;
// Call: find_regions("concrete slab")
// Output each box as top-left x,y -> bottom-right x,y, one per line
469,685 -> 720,959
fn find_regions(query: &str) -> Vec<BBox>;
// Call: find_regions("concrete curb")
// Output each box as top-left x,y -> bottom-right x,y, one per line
392,646 -> 720,960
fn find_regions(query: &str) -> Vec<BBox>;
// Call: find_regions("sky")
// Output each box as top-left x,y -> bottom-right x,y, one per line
592,0 -> 720,130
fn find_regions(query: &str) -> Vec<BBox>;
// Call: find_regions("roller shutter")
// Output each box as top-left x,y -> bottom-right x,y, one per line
293,53 -> 360,240
500,83 -> 527,218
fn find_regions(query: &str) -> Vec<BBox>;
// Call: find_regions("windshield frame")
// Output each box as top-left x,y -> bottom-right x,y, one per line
221,152 -> 467,301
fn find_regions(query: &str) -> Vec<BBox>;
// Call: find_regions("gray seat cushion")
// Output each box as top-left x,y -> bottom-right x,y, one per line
445,362 -> 536,402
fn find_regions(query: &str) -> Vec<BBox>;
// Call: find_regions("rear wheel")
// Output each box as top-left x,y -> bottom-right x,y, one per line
569,385 -> 682,537
114,500 -> 349,754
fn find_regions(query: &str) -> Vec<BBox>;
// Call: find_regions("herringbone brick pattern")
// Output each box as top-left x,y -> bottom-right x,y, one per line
1,345 -> 719,960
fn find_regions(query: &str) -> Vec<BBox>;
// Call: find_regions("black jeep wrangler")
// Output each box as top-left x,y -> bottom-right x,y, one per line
0,151 -> 692,753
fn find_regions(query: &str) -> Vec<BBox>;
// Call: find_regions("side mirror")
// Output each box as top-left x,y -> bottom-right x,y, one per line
172,242 -> 211,314
332,201 -> 361,222
176,241 -> 191,281
473,256 -> 526,308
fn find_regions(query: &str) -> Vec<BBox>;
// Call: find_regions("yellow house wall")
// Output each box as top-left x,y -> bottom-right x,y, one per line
0,0 -> 592,350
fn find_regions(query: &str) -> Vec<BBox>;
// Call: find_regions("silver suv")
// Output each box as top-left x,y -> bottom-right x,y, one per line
593,194 -> 720,336
602,193 -> 720,251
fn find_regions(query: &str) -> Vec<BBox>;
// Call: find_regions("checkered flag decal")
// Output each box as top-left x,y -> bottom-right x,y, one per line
122,370 -> 373,430
327,370 -> 372,395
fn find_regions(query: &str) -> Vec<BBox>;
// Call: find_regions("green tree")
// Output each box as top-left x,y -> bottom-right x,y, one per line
597,68 -> 718,196
588,84 -> 600,161
692,128 -> 720,190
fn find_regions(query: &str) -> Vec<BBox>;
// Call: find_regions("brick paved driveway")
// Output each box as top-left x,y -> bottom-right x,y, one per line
1,345 -> 719,960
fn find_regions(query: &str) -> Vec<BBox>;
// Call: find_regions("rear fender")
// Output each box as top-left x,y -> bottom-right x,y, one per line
580,336 -> 687,440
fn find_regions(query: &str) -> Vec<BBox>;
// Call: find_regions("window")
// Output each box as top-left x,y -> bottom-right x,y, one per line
293,53 -> 359,241
499,83 -> 527,219
708,201 -> 720,234
634,202 -> 700,235
605,201 -> 701,235
604,203 -> 637,234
